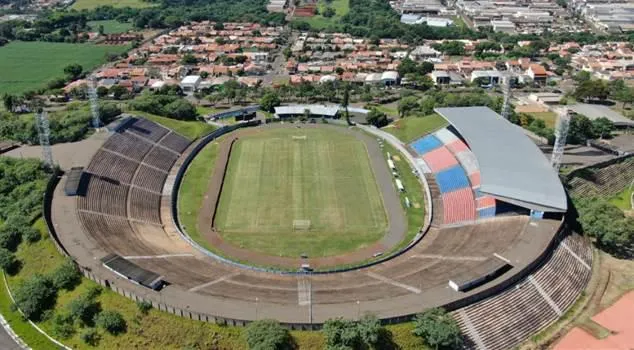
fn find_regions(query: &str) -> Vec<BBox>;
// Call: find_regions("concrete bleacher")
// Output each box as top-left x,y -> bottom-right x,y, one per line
454,233 -> 592,350
77,118 -> 190,254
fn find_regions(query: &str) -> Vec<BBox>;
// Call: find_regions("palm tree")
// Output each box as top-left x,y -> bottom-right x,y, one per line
342,83 -> 351,125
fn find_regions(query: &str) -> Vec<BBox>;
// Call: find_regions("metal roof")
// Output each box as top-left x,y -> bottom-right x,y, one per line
568,103 -> 634,127
435,107 -> 567,212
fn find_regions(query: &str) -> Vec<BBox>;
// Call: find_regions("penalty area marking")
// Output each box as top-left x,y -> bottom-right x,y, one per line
366,272 -> 421,294
188,272 -> 241,292
123,253 -> 194,260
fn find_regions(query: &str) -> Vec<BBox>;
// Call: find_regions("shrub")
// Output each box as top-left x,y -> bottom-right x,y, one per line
81,328 -> 100,346
51,259 -> 81,291
136,300 -> 152,314
67,294 -> 100,326
21,226 -> 40,243
52,313 -> 75,339
0,225 -> 21,251
96,310 -> 126,335
0,248 -> 17,273
13,274 -> 56,321
412,308 -> 463,350
245,319 -> 293,350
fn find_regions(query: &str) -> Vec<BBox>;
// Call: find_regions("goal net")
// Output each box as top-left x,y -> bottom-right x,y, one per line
293,219 -> 311,231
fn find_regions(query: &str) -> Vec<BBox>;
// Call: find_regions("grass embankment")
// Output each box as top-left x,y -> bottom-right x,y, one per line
72,0 -> 154,10
87,20 -> 133,34
381,142 -> 425,249
214,127 -> 387,258
7,218 -> 427,349
0,42 -> 128,95
178,140 -> 221,253
609,187 -> 634,211
128,111 -> 216,141
385,114 -> 449,143
294,0 -> 349,29
527,111 -> 558,128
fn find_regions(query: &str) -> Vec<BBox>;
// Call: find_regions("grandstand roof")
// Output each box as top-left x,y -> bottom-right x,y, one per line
435,107 -> 567,212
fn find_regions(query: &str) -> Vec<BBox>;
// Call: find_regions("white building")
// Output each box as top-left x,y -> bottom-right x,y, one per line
180,75 -> 202,94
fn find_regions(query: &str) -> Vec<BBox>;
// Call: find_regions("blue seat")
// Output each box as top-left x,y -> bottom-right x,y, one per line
410,135 -> 442,155
435,166 -> 470,193
478,207 -> 496,218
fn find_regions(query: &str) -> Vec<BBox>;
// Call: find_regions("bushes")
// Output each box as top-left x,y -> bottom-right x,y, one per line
128,92 -> 198,120
67,293 -> 101,326
0,248 -> 17,273
81,328 -> 100,346
245,319 -> 293,350
574,196 -> 634,257
323,315 -> 383,350
412,308 -> 462,350
52,313 -> 75,339
13,274 -> 57,321
51,259 -> 82,291
136,300 -> 152,314
96,310 -> 126,335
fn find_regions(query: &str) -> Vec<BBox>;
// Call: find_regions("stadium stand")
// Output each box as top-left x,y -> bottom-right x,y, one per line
77,118 -> 191,255
411,134 -> 443,155
436,166 -> 471,193
454,233 -> 592,350
567,156 -> 634,199
422,147 -> 459,172
442,188 -> 476,223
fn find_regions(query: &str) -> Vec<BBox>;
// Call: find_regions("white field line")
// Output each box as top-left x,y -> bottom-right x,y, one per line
366,272 -> 421,294
188,272 -> 240,292
123,253 -> 194,260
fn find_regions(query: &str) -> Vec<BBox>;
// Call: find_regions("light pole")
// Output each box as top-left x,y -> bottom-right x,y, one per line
255,297 -> 259,320
356,300 -> 360,321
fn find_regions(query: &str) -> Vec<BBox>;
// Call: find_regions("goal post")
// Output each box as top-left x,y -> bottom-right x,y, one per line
293,219 -> 311,231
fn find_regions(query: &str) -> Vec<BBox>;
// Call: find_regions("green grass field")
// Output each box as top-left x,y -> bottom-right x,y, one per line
294,0 -> 349,29
178,139 -> 221,253
72,0 -> 154,10
87,20 -> 133,34
385,114 -> 448,143
0,41 -> 128,95
609,187 -> 634,211
129,111 -> 216,140
527,112 -> 558,128
215,127 -> 387,257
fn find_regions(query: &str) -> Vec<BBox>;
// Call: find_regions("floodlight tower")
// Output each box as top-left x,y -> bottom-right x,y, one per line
88,75 -> 101,129
501,72 -> 513,120
36,111 -> 54,169
551,108 -> 570,172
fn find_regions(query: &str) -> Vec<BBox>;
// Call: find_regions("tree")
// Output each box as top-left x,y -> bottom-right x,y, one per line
322,7 -> 336,17
398,96 -> 419,117
0,224 -> 22,251
575,197 -> 634,256
68,293 -> 100,326
13,274 -> 57,321
568,114 -> 596,144
366,108 -> 388,127
342,83 -> 351,125
97,25 -> 104,35
260,91 -> 281,113
163,99 -> 197,120
0,248 -> 17,273
357,314 -> 381,347
109,85 -> 128,100
245,320 -> 293,350
573,71 -> 591,84
592,117 -> 614,139
81,328 -> 100,346
323,315 -> 384,350
96,310 -> 126,335
96,86 -> 108,98
51,259 -> 82,291
2,94 -> 16,112
413,308 -> 463,350
52,313 -> 75,339
181,53 -> 198,65
63,64 -> 83,81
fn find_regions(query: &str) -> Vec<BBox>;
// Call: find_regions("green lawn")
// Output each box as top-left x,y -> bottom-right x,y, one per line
385,114 -> 449,143
72,0 -> 154,10
129,111 -> 216,140
215,127 -> 388,257
609,187 -> 634,211
178,140 -> 221,253
0,41 -> 128,95
294,0 -> 349,29
527,112 -> 558,128
87,20 -> 133,34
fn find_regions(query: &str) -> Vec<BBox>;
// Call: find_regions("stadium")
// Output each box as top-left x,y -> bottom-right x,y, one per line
46,106 -> 592,350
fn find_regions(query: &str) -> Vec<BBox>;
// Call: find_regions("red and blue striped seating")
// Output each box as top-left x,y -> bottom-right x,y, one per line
422,146 -> 459,172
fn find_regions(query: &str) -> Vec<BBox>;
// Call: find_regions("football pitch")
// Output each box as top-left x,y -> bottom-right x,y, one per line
215,127 -> 388,258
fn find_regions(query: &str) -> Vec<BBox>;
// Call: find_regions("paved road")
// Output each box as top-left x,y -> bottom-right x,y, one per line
0,314 -> 27,350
